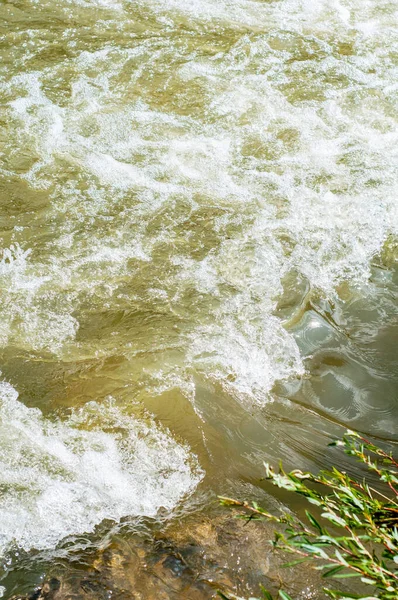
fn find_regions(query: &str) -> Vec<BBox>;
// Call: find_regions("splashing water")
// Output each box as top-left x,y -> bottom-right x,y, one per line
0,381 -> 202,556
0,0 -> 397,580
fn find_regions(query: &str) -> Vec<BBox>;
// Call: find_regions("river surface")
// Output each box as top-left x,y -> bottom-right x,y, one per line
0,0 -> 397,597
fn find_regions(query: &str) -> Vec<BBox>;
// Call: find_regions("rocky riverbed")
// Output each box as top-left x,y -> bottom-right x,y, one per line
10,508 -> 325,600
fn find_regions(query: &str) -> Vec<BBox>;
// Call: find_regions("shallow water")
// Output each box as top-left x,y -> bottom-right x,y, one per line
0,0 -> 397,596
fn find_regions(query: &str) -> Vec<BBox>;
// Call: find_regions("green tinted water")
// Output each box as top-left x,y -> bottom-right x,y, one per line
0,0 -> 397,596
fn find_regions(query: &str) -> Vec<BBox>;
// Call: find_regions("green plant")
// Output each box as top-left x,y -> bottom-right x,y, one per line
219,431 -> 398,600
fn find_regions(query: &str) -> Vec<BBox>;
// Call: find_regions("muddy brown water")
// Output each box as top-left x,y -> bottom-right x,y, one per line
0,0 -> 397,597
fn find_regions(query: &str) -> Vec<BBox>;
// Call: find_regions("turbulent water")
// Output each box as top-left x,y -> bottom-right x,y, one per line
0,0 -> 397,595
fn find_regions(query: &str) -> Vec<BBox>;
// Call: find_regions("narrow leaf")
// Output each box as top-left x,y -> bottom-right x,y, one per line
279,592 -> 294,600
322,566 -> 344,578
259,587 -> 274,600
282,559 -> 309,568
306,511 -> 324,534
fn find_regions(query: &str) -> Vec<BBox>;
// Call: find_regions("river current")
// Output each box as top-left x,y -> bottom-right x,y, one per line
0,0 -> 397,596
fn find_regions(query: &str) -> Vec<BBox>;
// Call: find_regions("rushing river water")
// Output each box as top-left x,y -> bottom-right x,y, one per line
0,0 -> 398,597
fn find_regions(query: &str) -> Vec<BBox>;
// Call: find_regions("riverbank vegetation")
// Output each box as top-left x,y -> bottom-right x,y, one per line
220,431 -> 398,600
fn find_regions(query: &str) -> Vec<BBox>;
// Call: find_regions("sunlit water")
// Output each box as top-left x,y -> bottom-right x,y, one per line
0,0 -> 397,596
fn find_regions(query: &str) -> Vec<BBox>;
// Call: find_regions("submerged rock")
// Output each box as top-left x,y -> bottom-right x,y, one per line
10,509 -> 324,600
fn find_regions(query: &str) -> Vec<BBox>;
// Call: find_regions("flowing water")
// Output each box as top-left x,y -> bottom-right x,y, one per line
0,0 -> 398,596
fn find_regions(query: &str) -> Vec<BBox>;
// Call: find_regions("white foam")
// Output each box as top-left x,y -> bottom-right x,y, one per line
3,0 -> 398,394
189,316 -> 304,404
0,381 -> 202,556
0,245 -> 77,352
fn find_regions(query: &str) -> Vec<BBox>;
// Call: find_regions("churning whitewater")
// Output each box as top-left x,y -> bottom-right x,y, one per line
0,0 -> 397,570
0,381 -> 202,556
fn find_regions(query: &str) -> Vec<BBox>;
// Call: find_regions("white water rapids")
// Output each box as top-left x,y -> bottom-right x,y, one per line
0,0 -> 397,575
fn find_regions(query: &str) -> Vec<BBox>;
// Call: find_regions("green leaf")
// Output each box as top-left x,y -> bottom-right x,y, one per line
324,590 -> 374,599
306,511 -> 324,534
360,577 -> 377,585
331,573 -> 362,579
282,558 -> 309,568
220,431 -> 398,600
301,544 -> 329,559
321,512 -> 347,527
334,549 -> 349,567
322,565 -> 344,578
259,586 -> 274,600
278,592 -> 294,600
